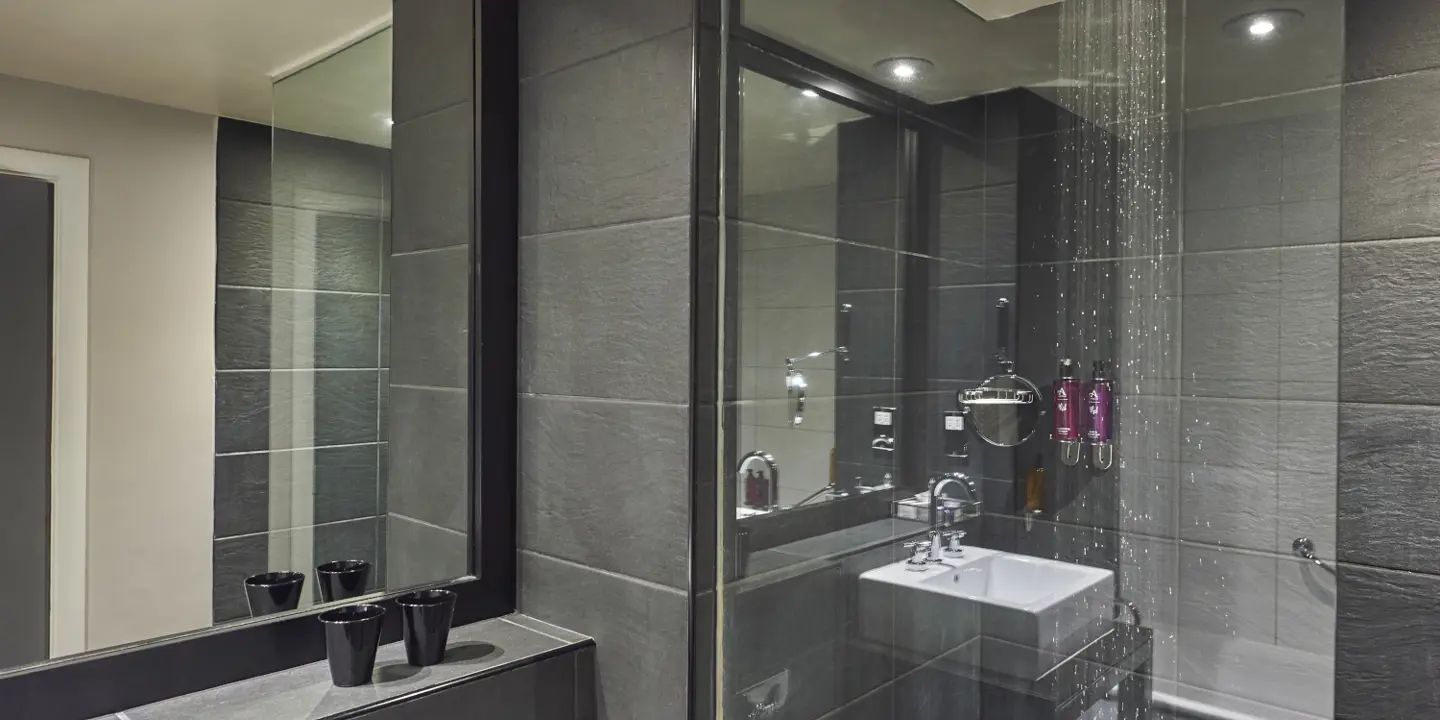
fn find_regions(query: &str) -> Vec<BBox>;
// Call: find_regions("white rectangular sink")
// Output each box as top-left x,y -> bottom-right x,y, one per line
859,547 -> 1115,679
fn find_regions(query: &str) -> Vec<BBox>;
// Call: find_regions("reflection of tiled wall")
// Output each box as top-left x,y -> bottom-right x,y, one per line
1337,3 -> 1440,716
736,184 -> 839,506
515,0 -> 696,717
212,119 -> 390,622
384,0 -> 474,592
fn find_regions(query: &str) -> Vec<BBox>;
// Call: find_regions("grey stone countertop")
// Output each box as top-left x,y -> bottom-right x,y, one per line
93,614 -> 590,720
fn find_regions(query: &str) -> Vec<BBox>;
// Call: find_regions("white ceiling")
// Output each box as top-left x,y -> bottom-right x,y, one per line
274,28 -> 393,148
0,0 -> 391,127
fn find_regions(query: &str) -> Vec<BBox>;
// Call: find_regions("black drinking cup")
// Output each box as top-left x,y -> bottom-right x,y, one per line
243,571 -> 305,617
319,604 -> 386,687
396,589 -> 458,667
316,559 -> 372,603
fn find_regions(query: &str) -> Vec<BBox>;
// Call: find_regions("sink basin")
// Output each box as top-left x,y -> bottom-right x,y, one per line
858,547 -> 1115,679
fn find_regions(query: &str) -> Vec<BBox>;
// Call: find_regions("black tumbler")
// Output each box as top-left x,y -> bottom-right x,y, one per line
243,571 -> 305,617
319,604 -> 386,687
397,589 -> 458,667
316,560 -> 372,603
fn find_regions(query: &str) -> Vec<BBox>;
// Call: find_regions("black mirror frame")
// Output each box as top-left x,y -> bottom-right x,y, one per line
0,2 -> 518,717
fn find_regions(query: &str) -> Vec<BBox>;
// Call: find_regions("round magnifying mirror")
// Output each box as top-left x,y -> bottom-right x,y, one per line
959,374 -> 1043,447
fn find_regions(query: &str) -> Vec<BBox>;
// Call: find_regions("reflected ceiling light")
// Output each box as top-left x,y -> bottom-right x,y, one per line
1223,9 -> 1304,41
873,57 -> 933,83
800,89 -> 820,98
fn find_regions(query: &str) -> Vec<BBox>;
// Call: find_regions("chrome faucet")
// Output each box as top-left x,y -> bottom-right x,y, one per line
927,473 -> 979,562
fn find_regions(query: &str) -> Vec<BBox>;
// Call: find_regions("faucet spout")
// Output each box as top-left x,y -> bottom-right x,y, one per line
928,473 -> 978,561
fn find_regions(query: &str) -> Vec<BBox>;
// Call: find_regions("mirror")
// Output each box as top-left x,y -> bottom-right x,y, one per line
959,375 -> 1043,448
0,1 -> 472,672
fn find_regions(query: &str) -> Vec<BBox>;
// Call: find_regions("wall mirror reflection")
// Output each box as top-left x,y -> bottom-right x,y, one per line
0,0 -> 472,673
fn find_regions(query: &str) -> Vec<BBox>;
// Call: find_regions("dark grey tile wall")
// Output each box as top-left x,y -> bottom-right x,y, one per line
213,119 -> 390,623
386,0 -> 475,592
1336,4 -> 1440,716
515,1 -> 695,718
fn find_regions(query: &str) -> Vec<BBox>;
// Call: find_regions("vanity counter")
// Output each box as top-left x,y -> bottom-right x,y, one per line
91,614 -> 592,720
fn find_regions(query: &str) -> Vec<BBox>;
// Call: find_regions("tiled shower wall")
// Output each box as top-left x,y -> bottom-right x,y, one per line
514,0 -> 699,717
212,118 -> 390,622
1336,2 -> 1440,716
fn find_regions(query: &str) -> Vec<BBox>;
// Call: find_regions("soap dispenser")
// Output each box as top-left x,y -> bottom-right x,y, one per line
1085,360 -> 1114,471
1052,359 -> 1083,467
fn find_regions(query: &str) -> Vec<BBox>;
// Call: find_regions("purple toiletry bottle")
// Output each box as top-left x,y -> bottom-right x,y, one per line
1054,359 -> 1083,466
1086,360 -> 1115,471
1085,360 -> 1113,444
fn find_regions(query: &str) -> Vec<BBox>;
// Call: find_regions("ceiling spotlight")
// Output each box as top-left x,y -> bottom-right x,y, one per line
800,89 -> 819,98
873,57 -> 934,83
1223,9 -> 1304,41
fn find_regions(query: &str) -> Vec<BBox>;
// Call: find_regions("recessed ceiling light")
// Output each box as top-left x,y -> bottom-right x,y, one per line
1223,9 -> 1304,41
800,89 -> 819,98
873,57 -> 934,83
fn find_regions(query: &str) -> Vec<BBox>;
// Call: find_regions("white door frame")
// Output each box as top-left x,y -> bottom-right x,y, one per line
0,146 -> 91,657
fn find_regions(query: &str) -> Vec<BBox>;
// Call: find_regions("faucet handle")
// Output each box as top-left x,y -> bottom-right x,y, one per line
902,541 -> 929,567
941,530 -> 967,557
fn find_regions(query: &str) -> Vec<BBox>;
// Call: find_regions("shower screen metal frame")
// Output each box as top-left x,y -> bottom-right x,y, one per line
0,2 -> 519,717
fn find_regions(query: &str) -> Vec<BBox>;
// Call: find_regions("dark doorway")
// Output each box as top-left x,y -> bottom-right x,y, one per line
0,171 -> 54,667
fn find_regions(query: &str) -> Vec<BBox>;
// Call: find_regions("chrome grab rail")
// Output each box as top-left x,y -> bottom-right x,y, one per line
1291,537 -> 1336,576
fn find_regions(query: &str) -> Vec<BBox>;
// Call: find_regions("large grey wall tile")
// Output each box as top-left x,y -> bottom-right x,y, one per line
1185,205 -> 1281,253
313,444 -> 383,525
271,130 -> 388,217
1177,543 -> 1277,643
218,204 -> 384,293
1281,92 -> 1341,204
1119,533 -> 1179,650
520,217 -> 690,403
520,395 -> 688,590
1342,71 -> 1440,241
390,246 -> 469,387
1278,401 -> 1336,557
392,0 -> 474,123
1341,238 -> 1440,403
386,514 -> 469,589
744,186 -> 839,237
724,564 -> 844,705
1277,556 -> 1335,657
1280,244 -> 1338,401
837,115 -> 901,205
212,535 -> 267,623
1178,464 -> 1277,552
520,0 -> 690,80
739,242 -> 836,310
392,102 -> 472,253
215,445 -> 382,537
519,30 -> 692,235
1184,113 -> 1281,212
1338,403 -> 1440,574
388,386 -> 468,533
216,370 -> 379,453
1345,0 -> 1440,81
519,551 -> 687,720
216,289 -> 380,370
1336,563 -> 1440,718
1175,629 -> 1334,719
1281,199 -> 1340,248
1181,252 -> 1280,399
216,118 -> 272,205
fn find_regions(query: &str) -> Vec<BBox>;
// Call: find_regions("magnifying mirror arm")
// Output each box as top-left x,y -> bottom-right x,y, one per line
785,345 -> 849,370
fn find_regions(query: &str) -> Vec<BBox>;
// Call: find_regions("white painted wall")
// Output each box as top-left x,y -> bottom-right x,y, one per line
0,73 -> 217,651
